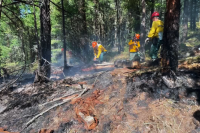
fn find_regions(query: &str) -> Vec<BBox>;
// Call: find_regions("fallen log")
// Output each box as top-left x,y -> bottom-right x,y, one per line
114,60 -> 141,69
81,65 -> 114,72
94,62 -> 114,66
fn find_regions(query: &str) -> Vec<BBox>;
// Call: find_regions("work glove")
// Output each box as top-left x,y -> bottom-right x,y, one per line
93,57 -> 96,61
145,38 -> 150,43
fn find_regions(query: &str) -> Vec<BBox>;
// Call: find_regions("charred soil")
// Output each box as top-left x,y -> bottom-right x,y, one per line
0,61 -> 200,133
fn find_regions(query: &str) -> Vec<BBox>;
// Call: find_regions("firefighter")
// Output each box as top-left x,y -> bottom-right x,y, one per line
145,11 -> 164,61
128,34 -> 141,61
92,41 -> 107,63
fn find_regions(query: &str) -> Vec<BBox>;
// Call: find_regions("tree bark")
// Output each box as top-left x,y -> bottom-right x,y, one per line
181,0 -> 189,43
150,0 -> 154,27
40,0 -> 51,78
80,0 -> 90,62
81,0 -> 87,34
115,0 -> 122,53
93,0 -> 99,40
0,0 -> 2,71
161,0 -> 180,73
0,0 -> 3,21
192,0 -> 196,30
61,0 -> 67,69
33,2 -> 43,83
140,0 -> 146,53
190,0 -> 193,30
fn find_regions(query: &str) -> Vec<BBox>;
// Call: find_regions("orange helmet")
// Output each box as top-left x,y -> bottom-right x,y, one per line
92,41 -> 97,48
135,34 -> 140,39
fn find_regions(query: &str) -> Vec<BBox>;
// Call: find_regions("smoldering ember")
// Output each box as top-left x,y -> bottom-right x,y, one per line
1,0 -> 200,133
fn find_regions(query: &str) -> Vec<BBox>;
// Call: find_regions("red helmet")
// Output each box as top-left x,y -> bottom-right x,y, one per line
151,11 -> 160,20
61,48 -> 64,52
135,34 -> 140,39
92,41 -> 97,48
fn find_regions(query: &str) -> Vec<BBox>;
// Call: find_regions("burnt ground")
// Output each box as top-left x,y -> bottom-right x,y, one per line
0,59 -> 200,132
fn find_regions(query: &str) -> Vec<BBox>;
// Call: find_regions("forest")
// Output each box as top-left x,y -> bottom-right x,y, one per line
0,0 -> 200,132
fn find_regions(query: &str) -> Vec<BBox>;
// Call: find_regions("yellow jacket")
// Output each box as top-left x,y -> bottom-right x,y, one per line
94,44 -> 107,58
128,40 -> 140,52
148,20 -> 164,39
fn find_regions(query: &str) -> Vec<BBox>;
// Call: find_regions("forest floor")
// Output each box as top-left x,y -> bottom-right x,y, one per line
0,44 -> 200,133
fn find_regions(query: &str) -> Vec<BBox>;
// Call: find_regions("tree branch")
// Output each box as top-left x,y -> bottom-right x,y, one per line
1,10 -> 17,27
2,1 -> 39,8
50,0 -> 71,15
0,0 -> 3,20
4,7 -> 23,27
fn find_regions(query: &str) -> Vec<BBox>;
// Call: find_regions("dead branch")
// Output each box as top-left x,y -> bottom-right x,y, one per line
38,73 -> 51,82
38,90 -> 83,107
21,88 -> 89,132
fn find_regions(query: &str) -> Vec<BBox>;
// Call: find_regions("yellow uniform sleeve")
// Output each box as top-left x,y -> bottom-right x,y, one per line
96,45 -> 107,58
128,40 -> 133,45
101,45 -> 107,52
128,40 -> 135,45
148,21 -> 157,38
97,50 -> 101,58
148,20 -> 164,38
128,40 -> 136,45
137,41 -> 140,48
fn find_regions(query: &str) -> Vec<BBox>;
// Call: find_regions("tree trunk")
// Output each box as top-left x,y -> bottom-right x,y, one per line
140,0 -> 146,53
150,0 -> 154,27
40,0 -> 51,78
115,0 -> 122,53
93,0 -> 99,40
114,12 -> 117,48
182,0 -> 189,43
81,0 -> 87,34
190,0 -> 193,30
0,0 -> 3,24
80,0 -> 90,62
33,3 -> 43,83
192,0 -> 196,30
0,0 -> 3,70
0,0 -> 3,19
61,0 -> 67,69
161,0 -> 180,73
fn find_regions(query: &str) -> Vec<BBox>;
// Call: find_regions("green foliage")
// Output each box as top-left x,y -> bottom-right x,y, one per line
0,45 -> 11,59
0,0 -> 199,72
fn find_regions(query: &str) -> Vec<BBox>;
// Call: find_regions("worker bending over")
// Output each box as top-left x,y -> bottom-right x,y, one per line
92,41 -> 107,63
128,34 -> 140,61
145,11 -> 164,61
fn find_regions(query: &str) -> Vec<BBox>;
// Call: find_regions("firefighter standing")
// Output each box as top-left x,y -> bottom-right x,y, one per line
92,41 -> 107,63
128,34 -> 141,61
145,11 -> 164,61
